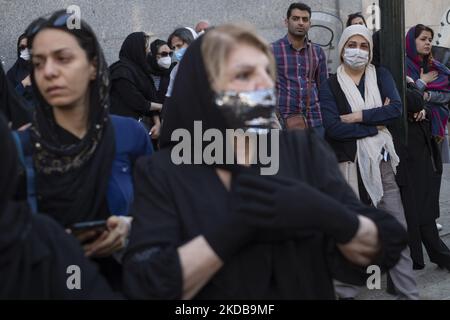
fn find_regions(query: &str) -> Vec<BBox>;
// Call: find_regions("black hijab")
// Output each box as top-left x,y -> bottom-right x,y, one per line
159,36 -> 247,173
26,11 -> 115,227
6,33 -> 32,87
160,38 -> 227,138
0,63 -> 32,129
110,32 -> 155,98
147,39 -> 173,77
0,113 -> 33,297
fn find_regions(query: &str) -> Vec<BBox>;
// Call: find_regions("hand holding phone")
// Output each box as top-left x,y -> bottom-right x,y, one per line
83,216 -> 132,257
67,220 -> 107,244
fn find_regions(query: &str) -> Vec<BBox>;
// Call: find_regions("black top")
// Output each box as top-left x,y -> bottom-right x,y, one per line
7,58 -> 37,112
401,83 -> 443,267
0,114 -> 117,299
109,32 -> 156,119
0,63 -> 31,129
6,59 -> 30,89
123,130 -> 408,299
0,213 -> 121,299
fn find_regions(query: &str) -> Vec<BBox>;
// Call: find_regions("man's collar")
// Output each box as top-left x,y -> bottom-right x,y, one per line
283,34 -> 310,51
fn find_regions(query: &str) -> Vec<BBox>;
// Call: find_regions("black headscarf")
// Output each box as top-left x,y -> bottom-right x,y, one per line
159,36 -> 245,172
0,113 -> 33,297
0,63 -> 32,129
110,32 -> 155,97
26,10 -> 115,227
6,33 -> 32,88
147,39 -> 173,77
160,37 -> 227,141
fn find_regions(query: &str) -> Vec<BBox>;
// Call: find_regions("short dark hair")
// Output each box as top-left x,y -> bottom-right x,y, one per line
346,12 -> 367,27
167,28 -> 195,49
287,2 -> 312,19
414,24 -> 434,39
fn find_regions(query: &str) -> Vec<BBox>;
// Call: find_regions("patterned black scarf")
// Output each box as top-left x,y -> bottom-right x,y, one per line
26,11 -> 115,226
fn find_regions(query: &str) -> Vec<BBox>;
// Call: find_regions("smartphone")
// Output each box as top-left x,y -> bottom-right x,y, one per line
68,220 -> 107,235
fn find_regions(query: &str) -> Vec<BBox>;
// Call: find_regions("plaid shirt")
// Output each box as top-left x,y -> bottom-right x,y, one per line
271,35 -> 328,128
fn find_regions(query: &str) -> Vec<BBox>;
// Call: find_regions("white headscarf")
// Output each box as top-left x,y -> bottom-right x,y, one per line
336,25 -> 399,206
185,27 -> 198,39
338,25 -> 373,64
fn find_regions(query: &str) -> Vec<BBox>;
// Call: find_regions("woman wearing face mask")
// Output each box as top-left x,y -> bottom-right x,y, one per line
146,39 -> 175,149
147,39 -> 175,101
7,34 -> 31,89
406,24 -> 450,161
20,10 -> 153,290
403,24 -> 450,271
0,63 -> 31,130
320,25 -> 419,299
109,32 -> 162,138
122,24 -> 408,300
165,27 -> 196,98
6,34 -> 37,115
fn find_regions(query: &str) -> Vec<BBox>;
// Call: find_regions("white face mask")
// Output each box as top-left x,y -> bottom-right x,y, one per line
343,48 -> 369,70
158,56 -> 172,69
20,48 -> 30,61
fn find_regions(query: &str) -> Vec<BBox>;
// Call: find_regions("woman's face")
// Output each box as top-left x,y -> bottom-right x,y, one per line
31,29 -> 96,110
18,38 -> 28,51
344,34 -> 370,52
218,43 -> 274,92
350,17 -> 366,26
170,36 -> 188,50
415,30 -> 433,56
156,44 -> 172,60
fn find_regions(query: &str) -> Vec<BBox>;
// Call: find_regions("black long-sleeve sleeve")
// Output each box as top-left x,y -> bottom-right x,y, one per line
112,78 -> 152,117
28,214 -> 121,299
123,157 -> 183,300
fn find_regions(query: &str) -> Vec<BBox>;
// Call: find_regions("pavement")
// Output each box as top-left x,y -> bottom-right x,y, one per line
357,164 -> 450,300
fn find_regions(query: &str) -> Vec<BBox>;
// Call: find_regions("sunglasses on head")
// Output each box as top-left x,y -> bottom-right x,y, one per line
26,12 -> 73,39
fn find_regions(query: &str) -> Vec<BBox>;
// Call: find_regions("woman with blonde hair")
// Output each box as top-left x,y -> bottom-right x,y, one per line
123,24 -> 407,300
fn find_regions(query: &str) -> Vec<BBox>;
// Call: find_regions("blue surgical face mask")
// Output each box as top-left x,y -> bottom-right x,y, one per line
174,47 -> 187,62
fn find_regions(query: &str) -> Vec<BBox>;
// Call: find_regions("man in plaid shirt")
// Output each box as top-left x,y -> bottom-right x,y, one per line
272,2 -> 328,136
